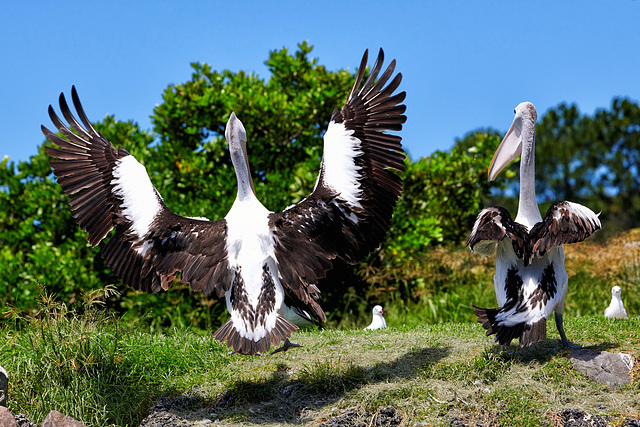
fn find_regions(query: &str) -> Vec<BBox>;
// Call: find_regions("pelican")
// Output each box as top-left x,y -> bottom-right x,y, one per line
43,49 -> 406,355
468,102 -> 601,348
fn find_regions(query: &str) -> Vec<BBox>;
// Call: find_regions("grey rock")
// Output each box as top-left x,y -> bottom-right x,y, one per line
559,408 -> 609,427
570,348 -> 634,390
15,413 -> 39,427
0,406 -> 18,427
139,396 -> 208,427
319,406 -> 403,427
41,411 -> 86,427
0,365 -> 7,407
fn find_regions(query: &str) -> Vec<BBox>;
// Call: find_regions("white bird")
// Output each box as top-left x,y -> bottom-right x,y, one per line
43,49 -> 406,355
604,286 -> 628,319
468,102 -> 601,348
364,305 -> 387,330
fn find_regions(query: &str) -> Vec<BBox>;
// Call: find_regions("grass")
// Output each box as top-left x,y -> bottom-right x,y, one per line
1,300 -> 639,426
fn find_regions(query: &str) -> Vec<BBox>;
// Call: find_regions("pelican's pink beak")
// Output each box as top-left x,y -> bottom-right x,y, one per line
488,116 -> 523,181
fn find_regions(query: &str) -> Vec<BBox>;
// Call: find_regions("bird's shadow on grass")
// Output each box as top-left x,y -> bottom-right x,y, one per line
485,339 -> 621,364
163,345 -> 451,424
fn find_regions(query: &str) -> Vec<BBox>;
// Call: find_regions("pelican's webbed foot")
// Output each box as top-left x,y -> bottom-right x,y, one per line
270,338 -> 303,355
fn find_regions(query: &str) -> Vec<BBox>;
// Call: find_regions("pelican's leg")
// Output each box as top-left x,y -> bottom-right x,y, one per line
555,312 -> 579,349
270,339 -> 303,355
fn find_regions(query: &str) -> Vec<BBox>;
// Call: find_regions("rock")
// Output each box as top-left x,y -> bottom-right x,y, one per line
0,365 -> 8,407
0,406 -> 17,427
570,348 -> 634,390
41,410 -> 87,427
139,396 -> 208,427
138,410 -> 188,427
559,408 -> 608,426
15,413 -> 39,427
319,406 -> 403,427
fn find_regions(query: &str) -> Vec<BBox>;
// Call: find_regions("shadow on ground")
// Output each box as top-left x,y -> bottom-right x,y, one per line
141,345 -> 450,425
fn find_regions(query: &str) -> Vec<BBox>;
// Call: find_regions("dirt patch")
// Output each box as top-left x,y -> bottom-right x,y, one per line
317,406 -> 403,427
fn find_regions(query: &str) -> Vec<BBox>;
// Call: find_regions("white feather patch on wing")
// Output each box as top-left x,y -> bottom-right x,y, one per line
321,121 -> 363,208
111,155 -> 161,239
559,201 -> 602,228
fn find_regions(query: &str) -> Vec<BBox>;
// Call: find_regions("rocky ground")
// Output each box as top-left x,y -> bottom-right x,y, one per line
7,400 -> 640,426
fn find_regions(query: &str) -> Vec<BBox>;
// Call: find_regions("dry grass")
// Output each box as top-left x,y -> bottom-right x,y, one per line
564,228 -> 640,280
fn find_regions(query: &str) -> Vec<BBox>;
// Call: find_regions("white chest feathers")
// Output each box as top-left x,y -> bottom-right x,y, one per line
604,286 -> 628,319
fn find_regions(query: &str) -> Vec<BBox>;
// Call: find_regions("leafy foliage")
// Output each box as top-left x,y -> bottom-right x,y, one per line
529,98 -> 640,234
1,42 -> 638,331
358,133 -> 503,288
149,41 -> 354,218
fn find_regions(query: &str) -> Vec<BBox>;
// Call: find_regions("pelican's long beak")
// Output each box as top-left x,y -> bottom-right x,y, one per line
488,119 -> 522,181
226,112 -> 255,194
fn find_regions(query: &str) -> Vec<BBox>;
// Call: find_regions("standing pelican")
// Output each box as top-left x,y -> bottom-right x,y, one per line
468,102 -> 601,348
43,49 -> 406,355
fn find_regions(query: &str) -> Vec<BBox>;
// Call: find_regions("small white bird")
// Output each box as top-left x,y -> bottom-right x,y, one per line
364,305 -> 387,330
604,286 -> 628,319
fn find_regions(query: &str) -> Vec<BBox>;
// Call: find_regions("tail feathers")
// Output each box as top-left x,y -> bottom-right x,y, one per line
519,318 -> 547,347
213,315 -> 298,355
473,305 -> 541,347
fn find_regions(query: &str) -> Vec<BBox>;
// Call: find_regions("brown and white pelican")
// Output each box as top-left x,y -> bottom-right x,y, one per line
43,49 -> 406,355
468,102 -> 601,348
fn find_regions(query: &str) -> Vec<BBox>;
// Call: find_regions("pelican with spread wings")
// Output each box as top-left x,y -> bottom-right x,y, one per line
44,49 -> 406,355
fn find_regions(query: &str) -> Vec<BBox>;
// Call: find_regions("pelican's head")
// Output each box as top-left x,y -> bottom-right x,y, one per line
373,305 -> 384,316
225,112 -> 255,194
225,112 -> 247,156
612,286 -> 622,297
488,102 -> 537,181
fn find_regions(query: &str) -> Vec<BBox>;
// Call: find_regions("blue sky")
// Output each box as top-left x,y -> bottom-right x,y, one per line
2,1 -> 639,164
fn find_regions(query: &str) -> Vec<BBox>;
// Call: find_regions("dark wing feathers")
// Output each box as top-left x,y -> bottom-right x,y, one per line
44,86 -> 230,298
269,48 -> 406,321
468,206 -> 529,260
469,201 -> 600,266
530,201 -> 601,260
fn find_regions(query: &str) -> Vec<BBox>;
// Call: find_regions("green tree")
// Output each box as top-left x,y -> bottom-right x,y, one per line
0,118 -> 152,314
149,41 -> 354,219
534,99 -> 640,233
0,43 -> 520,328
0,43 -> 366,327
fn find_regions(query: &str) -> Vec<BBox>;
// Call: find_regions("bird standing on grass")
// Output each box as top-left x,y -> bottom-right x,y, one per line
468,102 -> 601,348
43,49 -> 406,355
364,305 -> 387,330
604,286 -> 628,319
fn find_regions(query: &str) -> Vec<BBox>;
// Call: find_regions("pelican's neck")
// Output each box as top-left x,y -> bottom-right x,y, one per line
231,145 -> 256,202
515,120 -> 542,227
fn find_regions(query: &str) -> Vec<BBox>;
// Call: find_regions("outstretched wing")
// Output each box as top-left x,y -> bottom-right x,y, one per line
43,87 -> 231,298
268,48 -> 406,321
529,201 -> 601,260
468,206 -> 529,259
